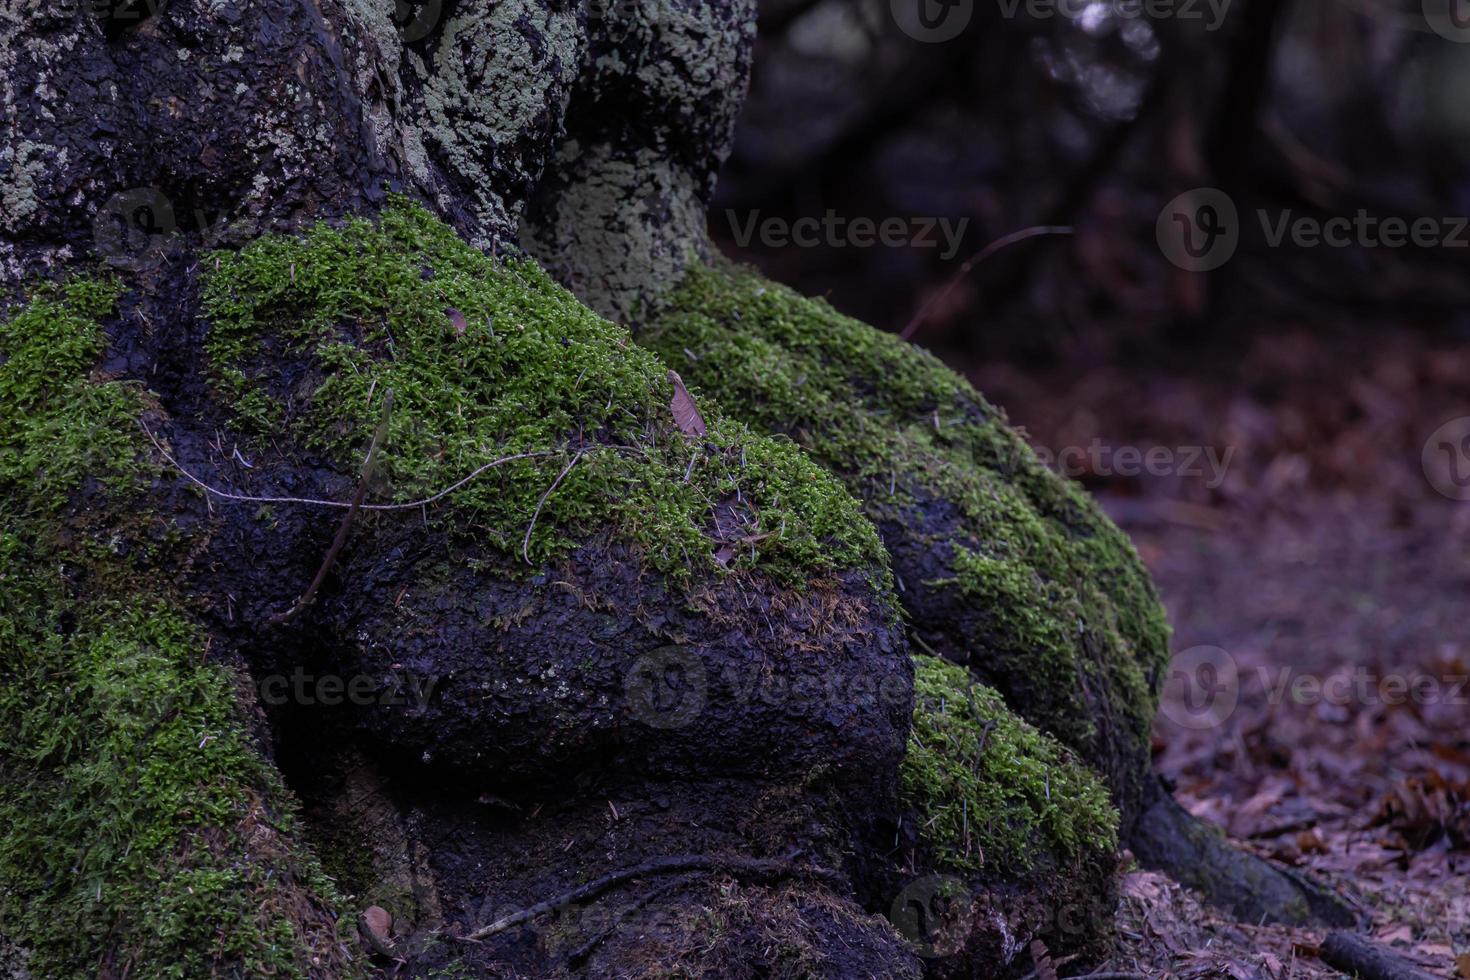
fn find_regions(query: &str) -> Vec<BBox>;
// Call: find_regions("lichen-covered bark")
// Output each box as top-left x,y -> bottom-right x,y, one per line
522,0 -> 757,321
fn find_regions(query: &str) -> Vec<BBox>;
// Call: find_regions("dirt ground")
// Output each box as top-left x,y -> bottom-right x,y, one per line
972,321 -> 1470,978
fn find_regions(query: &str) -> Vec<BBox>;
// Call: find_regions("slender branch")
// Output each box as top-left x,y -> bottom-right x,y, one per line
266,390 -> 394,627
140,417 -> 562,511
898,226 -> 1074,340
522,449 -> 584,564
1320,931 -> 1439,980
460,849 -> 827,943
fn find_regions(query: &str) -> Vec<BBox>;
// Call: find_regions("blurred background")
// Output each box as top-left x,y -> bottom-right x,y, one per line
710,0 -> 1470,972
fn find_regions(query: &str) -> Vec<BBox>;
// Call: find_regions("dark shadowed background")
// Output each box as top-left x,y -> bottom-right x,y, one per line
708,0 -> 1470,972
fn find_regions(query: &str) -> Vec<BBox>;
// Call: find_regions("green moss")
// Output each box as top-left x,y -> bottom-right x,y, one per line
901,655 -> 1118,874
642,261 -> 1168,770
201,198 -> 885,588
0,281 -> 350,977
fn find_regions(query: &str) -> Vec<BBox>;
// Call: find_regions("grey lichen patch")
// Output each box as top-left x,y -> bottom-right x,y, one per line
418,0 -> 582,247
521,141 -> 707,322
524,0 -> 756,321
0,933 -> 29,980
0,141 -> 58,231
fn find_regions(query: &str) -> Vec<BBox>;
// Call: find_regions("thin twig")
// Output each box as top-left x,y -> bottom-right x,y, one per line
898,225 -> 1074,340
522,450 -> 584,564
267,390 -> 394,627
460,849 -> 826,943
140,417 -> 556,511
567,878 -> 683,965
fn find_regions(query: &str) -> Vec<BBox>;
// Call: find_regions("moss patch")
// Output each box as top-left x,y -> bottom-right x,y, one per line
201,198 -> 885,588
901,655 -> 1117,874
642,261 -> 1168,794
0,280 -> 349,977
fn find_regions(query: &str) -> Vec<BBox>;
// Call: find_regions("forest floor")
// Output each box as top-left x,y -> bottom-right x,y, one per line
973,320 -> 1470,979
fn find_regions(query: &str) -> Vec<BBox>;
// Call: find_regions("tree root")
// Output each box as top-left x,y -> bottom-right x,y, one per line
458,849 -> 839,942
1128,779 -> 1358,928
1320,931 -> 1440,980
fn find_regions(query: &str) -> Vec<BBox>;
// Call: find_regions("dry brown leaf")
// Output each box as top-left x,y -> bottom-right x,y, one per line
446,307 -> 468,338
1029,939 -> 1058,980
668,370 -> 706,437
360,904 -> 394,951
1375,923 -> 1414,945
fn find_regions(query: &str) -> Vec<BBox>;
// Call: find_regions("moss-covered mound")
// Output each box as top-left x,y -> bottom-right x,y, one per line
202,199 -> 883,588
642,260 -> 1171,825
0,199 -> 1137,975
0,200 -> 926,976
0,281 -> 350,977
892,654 -> 1119,966
902,655 -> 1117,875
190,199 -> 909,790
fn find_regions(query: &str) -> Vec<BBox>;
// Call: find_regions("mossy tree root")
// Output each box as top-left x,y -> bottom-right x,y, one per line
1130,780 -> 1357,928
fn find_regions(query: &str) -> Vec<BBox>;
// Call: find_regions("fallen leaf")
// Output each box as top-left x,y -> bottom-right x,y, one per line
1376,923 -> 1414,945
446,307 -> 468,338
360,905 -> 394,952
1029,939 -> 1058,980
668,370 -> 706,437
